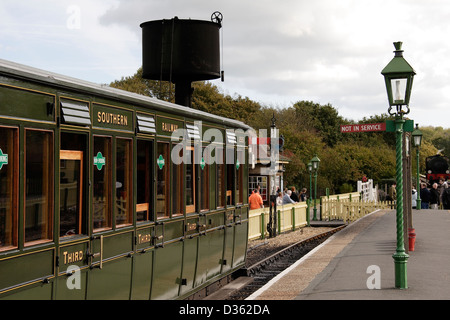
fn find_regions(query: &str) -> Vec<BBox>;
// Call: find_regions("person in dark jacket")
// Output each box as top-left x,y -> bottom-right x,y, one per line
442,185 -> 450,209
290,187 -> 300,202
430,183 -> 440,209
420,183 -> 431,209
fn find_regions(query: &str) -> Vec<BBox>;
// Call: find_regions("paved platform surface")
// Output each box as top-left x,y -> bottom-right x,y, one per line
248,209 -> 450,300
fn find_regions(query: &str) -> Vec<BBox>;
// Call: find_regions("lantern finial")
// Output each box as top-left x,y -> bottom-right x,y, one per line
394,42 -> 404,57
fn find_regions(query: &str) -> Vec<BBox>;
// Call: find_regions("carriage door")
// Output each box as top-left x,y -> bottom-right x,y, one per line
57,149 -> 89,299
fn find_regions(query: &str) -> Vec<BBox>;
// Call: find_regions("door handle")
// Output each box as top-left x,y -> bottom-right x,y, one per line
89,235 -> 104,269
154,222 -> 165,248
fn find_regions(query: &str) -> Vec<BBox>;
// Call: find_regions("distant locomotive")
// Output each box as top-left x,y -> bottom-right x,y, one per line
426,154 -> 450,185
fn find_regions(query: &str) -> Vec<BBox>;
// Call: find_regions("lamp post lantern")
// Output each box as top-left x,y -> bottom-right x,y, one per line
310,155 -> 320,221
412,124 -> 423,210
381,41 -> 416,289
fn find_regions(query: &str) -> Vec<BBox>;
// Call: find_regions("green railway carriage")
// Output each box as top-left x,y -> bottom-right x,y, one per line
0,59 -> 250,300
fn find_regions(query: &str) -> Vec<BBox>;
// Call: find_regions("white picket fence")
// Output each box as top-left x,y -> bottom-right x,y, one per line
357,179 -> 377,202
248,180 -> 394,240
248,202 -> 308,240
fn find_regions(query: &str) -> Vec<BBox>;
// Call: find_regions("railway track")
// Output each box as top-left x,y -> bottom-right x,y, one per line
225,225 -> 346,300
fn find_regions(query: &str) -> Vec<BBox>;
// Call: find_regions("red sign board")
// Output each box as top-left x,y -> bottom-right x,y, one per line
251,137 -> 270,144
340,123 -> 386,133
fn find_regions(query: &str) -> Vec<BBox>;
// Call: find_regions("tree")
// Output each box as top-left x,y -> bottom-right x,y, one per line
421,126 -> 450,158
293,101 -> 346,147
110,67 -> 174,101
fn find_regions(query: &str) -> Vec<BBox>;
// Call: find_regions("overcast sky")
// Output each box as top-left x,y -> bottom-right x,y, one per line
1,0 -> 449,128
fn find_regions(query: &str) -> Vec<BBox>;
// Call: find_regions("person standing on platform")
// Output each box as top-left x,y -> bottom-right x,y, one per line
389,183 -> 397,202
442,184 -> 450,209
249,188 -> 263,210
412,186 -> 417,209
300,188 -> 307,202
276,191 -> 283,206
430,183 -> 440,210
290,187 -> 300,202
439,179 -> 448,209
283,190 -> 296,204
420,183 -> 430,209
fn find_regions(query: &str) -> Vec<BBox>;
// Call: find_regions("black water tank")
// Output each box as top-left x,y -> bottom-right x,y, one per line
140,17 -> 221,83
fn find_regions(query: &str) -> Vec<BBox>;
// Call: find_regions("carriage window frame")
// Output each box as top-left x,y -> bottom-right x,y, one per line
226,147 -> 235,206
59,132 -> 88,239
156,141 -> 170,219
0,126 -> 18,252
115,138 -> 133,228
24,128 -> 54,246
236,148 -> 245,205
185,146 -> 196,214
199,146 -> 210,212
59,150 -> 83,238
136,139 -> 154,223
172,143 -> 184,217
93,135 -> 112,232
216,146 -> 226,209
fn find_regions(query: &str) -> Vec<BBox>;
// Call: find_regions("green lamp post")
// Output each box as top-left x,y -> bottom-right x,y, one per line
311,155 -> 320,221
308,161 -> 312,225
381,41 -> 416,289
412,124 -> 423,210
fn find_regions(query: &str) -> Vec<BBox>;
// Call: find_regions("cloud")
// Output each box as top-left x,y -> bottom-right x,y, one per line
0,0 -> 141,82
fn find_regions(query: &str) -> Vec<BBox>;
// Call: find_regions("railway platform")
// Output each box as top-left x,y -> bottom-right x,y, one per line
247,208 -> 450,300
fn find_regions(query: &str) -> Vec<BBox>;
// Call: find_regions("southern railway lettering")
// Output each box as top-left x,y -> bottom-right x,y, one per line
97,111 -> 128,126
162,122 -> 178,132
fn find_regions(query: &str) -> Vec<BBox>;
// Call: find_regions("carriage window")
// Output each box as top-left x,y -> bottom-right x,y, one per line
60,132 -> 87,238
93,136 -> 112,231
116,138 -> 132,227
200,148 -> 209,211
0,127 -> 18,250
60,150 -> 83,237
172,144 -> 183,217
25,129 -> 54,244
186,146 -> 196,214
137,140 -> 153,222
156,142 -> 170,219
216,147 -> 225,208
226,147 -> 235,206
236,149 -> 245,204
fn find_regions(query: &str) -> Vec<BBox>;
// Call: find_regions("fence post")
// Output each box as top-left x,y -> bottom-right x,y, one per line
319,197 -> 323,221
338,198 -> 341,219
278,209 -> 281,235
307,198 -> 310,226
261,211 -> 265,240
292,206 -> 296,231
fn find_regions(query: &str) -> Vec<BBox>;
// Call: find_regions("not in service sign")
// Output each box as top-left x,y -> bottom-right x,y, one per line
340,123 -> 386,133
